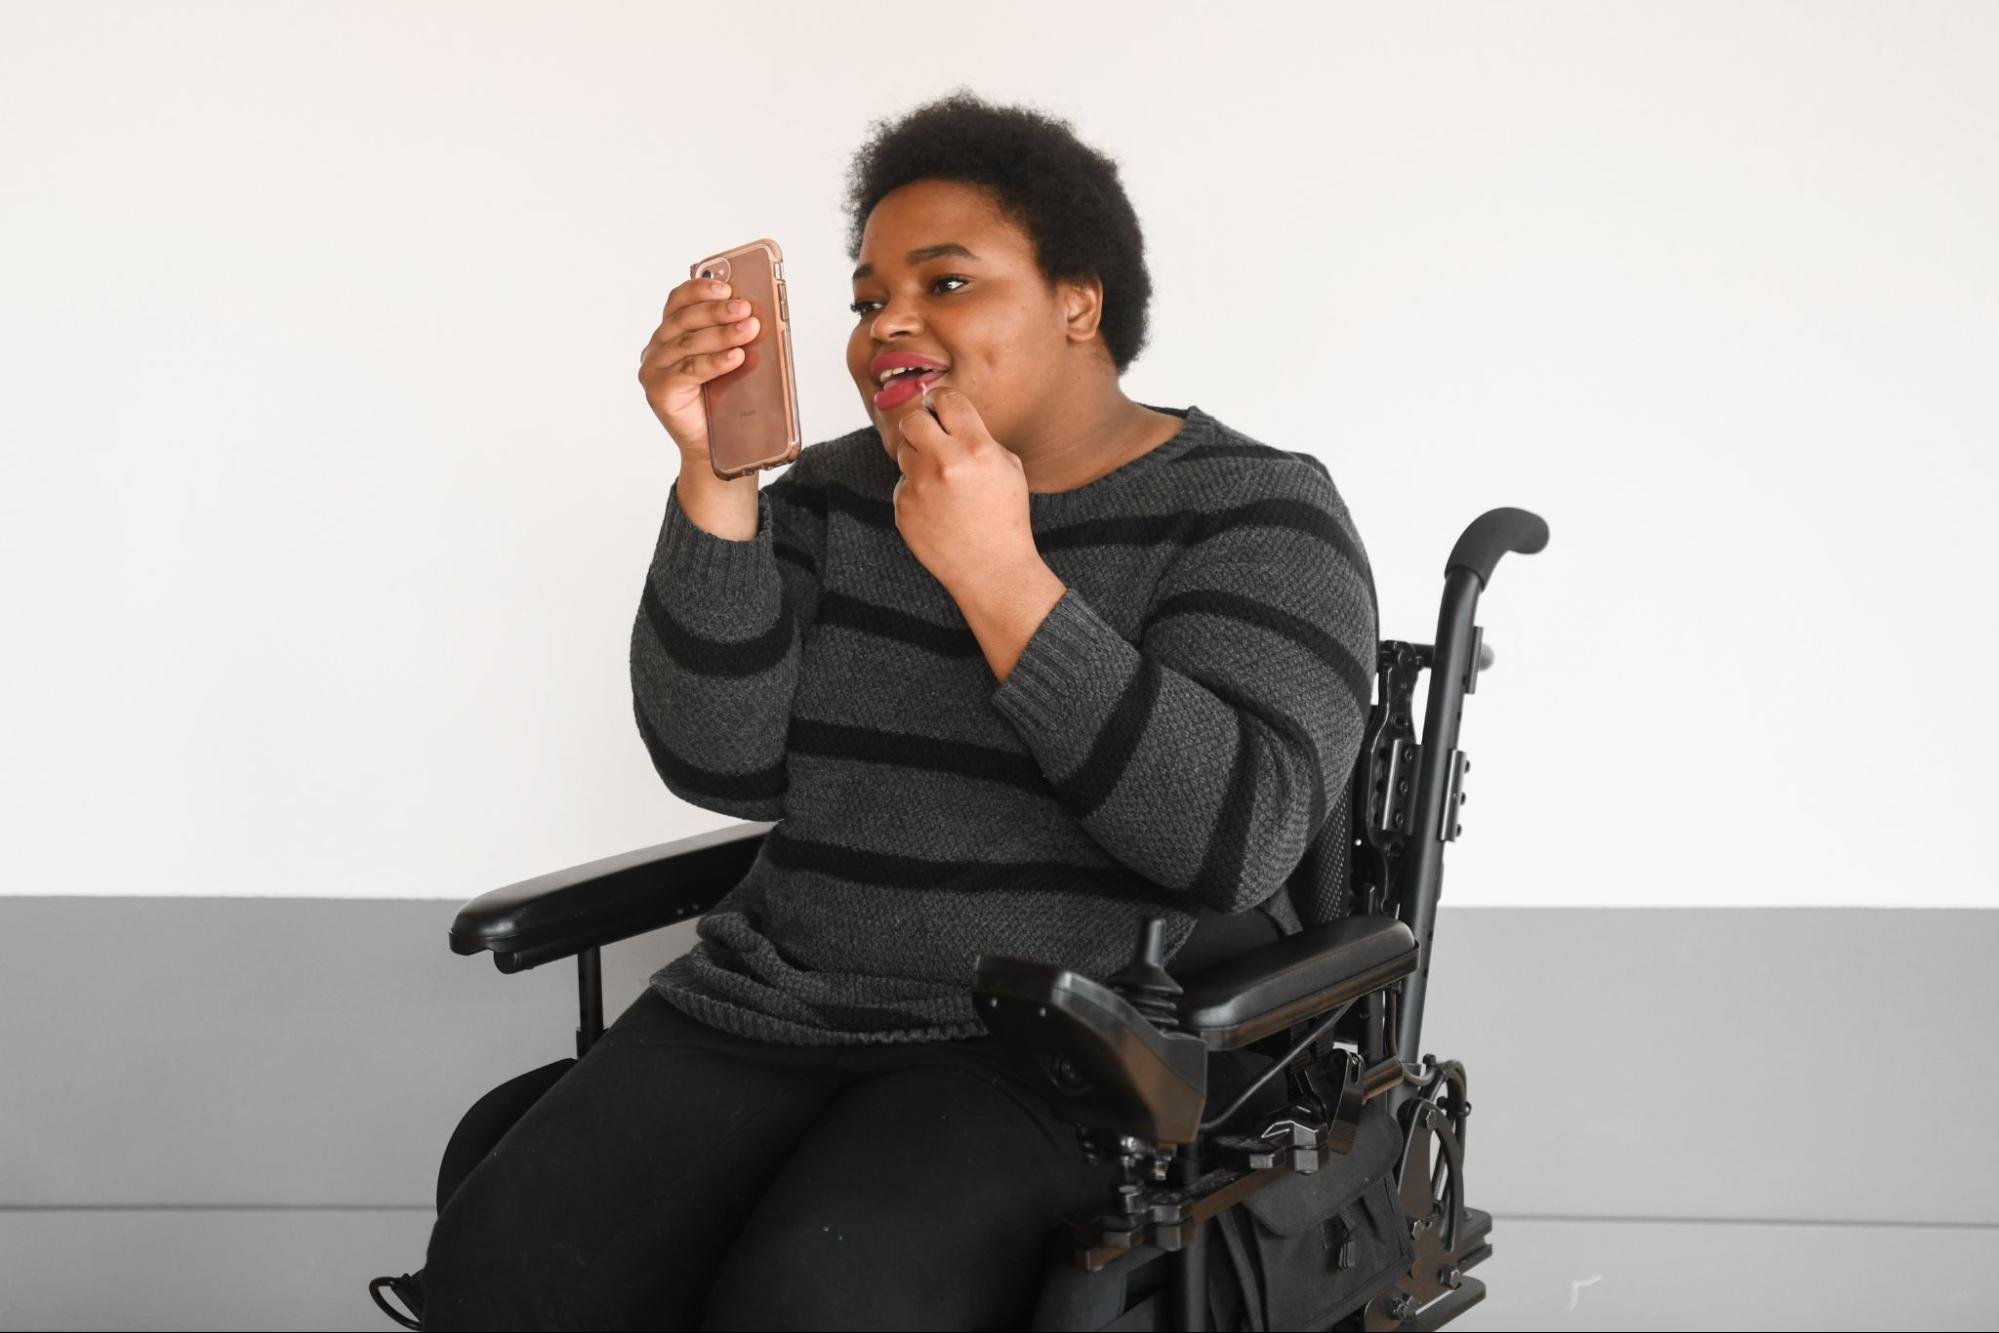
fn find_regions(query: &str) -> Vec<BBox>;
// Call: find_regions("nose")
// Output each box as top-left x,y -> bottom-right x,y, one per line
864,293 -> 926,342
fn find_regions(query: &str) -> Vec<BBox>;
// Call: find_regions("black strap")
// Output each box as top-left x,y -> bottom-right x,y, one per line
367,1273 -> 423,1330
1213,1208 -> 1265,1333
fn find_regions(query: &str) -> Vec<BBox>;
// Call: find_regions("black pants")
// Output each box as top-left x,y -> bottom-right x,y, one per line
420,910 -> 1283,1331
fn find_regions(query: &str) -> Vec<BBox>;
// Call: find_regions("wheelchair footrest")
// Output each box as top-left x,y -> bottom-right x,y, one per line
1400,1274 -> 1488,1332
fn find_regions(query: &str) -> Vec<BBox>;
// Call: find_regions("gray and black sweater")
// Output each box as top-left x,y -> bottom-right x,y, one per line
633,403 -> 1378,1044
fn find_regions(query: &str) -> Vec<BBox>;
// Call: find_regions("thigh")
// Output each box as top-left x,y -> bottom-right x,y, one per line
423,989 -> 850,1332
699,1056 -> 1124,1332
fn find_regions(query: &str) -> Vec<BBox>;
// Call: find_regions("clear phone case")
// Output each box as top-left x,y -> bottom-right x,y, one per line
689,238 -> 802,478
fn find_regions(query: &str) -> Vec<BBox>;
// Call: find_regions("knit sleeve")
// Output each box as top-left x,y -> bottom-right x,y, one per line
629,456 -> 827,820
989,466 -> 1377,914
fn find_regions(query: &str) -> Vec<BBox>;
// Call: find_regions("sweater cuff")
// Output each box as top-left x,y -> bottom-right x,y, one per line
990,586 -> 1138,735
653,478 -> 774,584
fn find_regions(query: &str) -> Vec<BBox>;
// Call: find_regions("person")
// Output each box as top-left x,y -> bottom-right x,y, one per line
416,87 -> 1379,1331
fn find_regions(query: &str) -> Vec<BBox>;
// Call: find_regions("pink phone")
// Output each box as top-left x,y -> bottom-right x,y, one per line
689,238 -> 802,479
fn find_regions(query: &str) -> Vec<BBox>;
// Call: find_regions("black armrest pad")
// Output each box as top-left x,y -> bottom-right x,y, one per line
450,821 -> 773,972
1177,914 -> 1419,1049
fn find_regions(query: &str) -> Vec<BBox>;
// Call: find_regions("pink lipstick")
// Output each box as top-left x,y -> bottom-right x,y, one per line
873,369 -> 945,411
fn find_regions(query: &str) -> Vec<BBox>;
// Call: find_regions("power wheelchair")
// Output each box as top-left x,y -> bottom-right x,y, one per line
370,505 -> 1549,1332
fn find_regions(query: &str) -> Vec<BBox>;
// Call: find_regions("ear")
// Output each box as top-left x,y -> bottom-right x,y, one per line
1057,274 -> 1105,345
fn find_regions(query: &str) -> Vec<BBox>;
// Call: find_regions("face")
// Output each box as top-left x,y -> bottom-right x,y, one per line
846,178 -> 1102,461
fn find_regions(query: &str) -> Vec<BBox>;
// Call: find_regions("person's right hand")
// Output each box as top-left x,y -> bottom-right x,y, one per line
637,278 -> 763,463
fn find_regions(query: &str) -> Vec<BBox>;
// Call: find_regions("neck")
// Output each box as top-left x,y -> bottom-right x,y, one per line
1014,375 -> 1167,494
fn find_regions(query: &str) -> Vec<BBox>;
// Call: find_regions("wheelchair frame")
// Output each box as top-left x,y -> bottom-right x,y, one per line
373,506 -> 1547,1332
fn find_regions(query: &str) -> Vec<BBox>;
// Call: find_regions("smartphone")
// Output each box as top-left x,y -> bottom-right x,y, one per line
689,238 -> 802,479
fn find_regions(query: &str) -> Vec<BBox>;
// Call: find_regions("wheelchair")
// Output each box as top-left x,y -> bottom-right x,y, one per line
370,505 -> 1549,1332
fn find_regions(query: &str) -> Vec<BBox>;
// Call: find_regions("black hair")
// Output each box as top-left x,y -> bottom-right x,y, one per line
841,88 -> 1154,375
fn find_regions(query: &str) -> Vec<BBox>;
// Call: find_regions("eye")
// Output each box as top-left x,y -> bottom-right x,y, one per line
848,274 -> 968,316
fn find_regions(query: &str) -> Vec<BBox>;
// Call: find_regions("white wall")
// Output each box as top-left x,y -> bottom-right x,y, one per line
2,1 -> 1991,906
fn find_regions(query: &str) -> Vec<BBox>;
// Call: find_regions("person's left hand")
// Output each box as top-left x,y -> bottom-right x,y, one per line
891,386 -> 1041,597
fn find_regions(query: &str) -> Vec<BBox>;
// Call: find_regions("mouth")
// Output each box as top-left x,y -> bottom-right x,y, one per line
872,367 -> 947,411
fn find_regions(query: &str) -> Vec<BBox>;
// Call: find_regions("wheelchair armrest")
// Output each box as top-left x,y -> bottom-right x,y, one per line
449,821 -> 774,973
974,954 -> 1213,1147
1178,914 -> 1420,1050
972,914 -> 1419,1147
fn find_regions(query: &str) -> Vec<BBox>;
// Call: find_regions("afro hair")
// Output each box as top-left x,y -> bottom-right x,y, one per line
841,88 -> 1154,376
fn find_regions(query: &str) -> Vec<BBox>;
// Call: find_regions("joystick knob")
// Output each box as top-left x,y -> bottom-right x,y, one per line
1108,917 -> 1184,1031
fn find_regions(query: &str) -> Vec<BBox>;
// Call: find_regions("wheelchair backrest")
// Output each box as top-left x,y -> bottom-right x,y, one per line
1280,638 -> 1413,930
1284,770 -> 1358,929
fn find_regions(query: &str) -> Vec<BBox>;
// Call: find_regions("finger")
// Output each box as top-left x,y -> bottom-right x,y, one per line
894,402 -> 938,457
920,383 -> 956,427
663,278 -> 732,322
907,395 -> 972,459
640,311 -> 759,372
927,385 -> 988,445
649,281 -> 751,354
649,302 -> 754,355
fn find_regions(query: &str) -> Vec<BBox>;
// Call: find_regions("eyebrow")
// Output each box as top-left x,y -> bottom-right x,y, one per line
851,243 -> 980,282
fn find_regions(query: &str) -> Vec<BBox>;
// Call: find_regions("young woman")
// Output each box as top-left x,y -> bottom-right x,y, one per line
417,88 -> 1379,1330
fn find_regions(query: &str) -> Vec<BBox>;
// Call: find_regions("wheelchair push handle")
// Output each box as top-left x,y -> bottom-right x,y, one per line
1444,507 -> 1548,590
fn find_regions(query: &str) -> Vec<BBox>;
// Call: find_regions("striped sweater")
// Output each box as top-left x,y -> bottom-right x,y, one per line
633,403 -> 1378,1044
